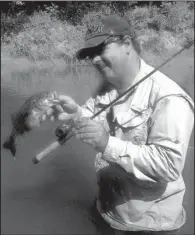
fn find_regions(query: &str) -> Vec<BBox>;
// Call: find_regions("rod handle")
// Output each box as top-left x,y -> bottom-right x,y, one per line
32,141 -> 61,164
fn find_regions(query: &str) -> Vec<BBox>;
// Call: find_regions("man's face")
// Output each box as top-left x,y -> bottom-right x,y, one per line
90,38 -> 129,87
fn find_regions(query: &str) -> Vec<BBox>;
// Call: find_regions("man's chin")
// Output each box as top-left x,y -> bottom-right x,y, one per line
95,81 -> 114,96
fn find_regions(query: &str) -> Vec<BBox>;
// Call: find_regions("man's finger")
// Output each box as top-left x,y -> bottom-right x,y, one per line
82,139 -> 96,148
57,95 -> 75,104
46,108 -> 53,116
42,114 -> 46,121
75,118 -> 97,128
74,126 -> 98,135
75,133 -> 96,141
54,104 -> 64,113
58,112 -> 75,121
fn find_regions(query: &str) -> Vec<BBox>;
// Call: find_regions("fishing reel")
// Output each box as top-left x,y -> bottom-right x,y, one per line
55,117 -> 80,142
55,123 -> 72,140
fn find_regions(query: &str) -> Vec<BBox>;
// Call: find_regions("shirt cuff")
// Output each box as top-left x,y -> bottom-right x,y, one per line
79,106 -> 93,118
102,136 -> 127,163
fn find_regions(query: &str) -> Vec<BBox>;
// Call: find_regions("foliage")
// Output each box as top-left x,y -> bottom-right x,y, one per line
1,1 -> 194,62
2,8 -> 85,61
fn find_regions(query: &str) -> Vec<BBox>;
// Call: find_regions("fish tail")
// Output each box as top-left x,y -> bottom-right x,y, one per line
3,135 -> 16,157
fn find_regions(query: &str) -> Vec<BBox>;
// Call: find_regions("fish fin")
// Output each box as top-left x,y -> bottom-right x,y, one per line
27,114 -> 40,128
3,135 -> 16,157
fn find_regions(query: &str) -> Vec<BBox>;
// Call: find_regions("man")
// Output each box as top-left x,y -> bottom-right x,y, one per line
46,16 -> 194,234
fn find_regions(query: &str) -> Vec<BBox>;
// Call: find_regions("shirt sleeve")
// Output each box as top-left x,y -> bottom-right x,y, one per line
79,97 -> 96,118
102,96 -> 194,183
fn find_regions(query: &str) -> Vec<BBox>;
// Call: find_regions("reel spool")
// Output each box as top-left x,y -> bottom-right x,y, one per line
55,123 -> 71,139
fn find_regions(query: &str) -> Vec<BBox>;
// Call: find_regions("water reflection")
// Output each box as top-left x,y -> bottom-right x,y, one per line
1,72 -> 98,234
1,64 -> 100,102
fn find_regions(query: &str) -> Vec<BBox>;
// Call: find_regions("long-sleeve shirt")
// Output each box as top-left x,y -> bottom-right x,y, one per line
80,59 -> 194,231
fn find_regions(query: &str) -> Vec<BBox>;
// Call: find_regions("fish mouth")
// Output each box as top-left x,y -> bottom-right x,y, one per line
51,91 -> 58,99
49,91 -> 61,104
38,91 -> 60,108
47,91 -> 58,101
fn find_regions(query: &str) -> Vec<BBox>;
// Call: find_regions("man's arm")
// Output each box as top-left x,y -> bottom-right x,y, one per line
102,96 -> 194,183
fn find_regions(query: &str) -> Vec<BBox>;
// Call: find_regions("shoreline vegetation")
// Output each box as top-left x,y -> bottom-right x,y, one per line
1,1 -> 194,72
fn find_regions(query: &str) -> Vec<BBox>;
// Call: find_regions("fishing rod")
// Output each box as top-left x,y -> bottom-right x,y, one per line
32,40 -> 194,164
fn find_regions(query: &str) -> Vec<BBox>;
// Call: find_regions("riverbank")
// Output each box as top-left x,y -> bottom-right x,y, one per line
1,2 -> 194,64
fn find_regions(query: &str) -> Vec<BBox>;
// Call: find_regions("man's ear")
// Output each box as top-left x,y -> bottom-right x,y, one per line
123,35 -> 132,55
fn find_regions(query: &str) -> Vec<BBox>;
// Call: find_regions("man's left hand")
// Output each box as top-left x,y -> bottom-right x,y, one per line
72,118 -> 109,153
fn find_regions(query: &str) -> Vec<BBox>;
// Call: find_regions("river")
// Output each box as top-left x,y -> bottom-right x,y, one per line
1,55 -> 194,234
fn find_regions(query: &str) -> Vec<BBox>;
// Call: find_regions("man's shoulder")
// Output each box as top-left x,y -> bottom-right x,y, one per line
143,60 -> 192,100
140,60 -> 194,109
143,60 -> 184,94
153,72 -> 186,95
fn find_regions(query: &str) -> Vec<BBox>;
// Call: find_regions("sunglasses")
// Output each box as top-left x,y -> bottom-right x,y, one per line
85,35 -> 123,60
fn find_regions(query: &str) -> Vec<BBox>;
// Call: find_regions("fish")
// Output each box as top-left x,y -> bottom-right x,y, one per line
3,91 -> 60,158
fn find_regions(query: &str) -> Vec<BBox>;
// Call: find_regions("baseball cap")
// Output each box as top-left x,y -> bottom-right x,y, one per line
76,15 -> 135,60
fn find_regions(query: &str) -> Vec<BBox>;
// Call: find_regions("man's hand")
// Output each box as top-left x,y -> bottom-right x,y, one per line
42,95 -> 82,122
72,118 -> 109,153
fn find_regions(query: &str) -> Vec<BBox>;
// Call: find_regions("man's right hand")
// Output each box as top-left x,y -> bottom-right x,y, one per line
43,95 -> 82,123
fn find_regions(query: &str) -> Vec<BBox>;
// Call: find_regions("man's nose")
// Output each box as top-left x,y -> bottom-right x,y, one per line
92,55 -> 102,65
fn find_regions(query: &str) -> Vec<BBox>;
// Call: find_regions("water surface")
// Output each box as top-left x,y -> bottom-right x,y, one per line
1,56 -> 194,234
